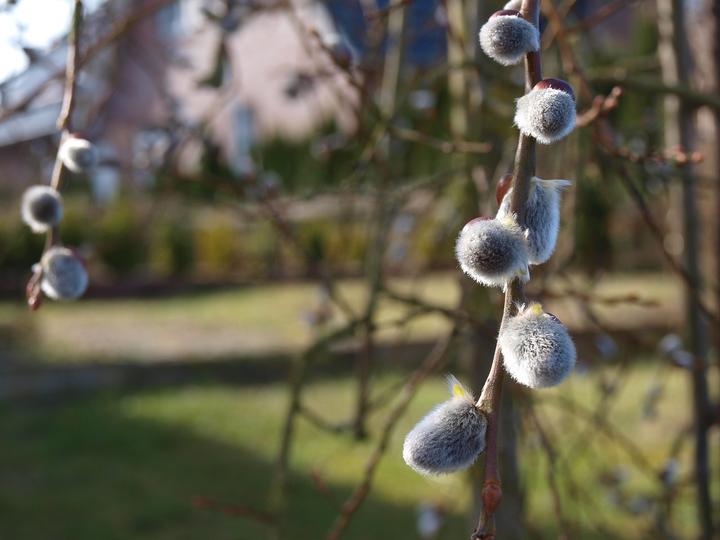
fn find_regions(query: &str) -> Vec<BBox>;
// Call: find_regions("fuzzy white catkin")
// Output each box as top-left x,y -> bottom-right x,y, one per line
514,87 -> 576,144
455,217 -> 529,287
497,177 -> 571,264
21,185 -> 63,233
503,0 -> 523,10
403,378 -> 487,475
499,304 -> 576,388
40,247 -> 88,301
58,137 -> 99,173
479,12 -> 539,66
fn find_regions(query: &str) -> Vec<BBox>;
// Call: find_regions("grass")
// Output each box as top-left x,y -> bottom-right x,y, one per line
0,364 -> 716,540
0,270 -> 710,537
0,271 -> 683,364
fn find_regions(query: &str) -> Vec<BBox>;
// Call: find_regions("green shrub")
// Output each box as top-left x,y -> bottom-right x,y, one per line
0,218 -> 43,272
94,200 -> 148,277
149,216 -> 194,278
192,217 -> 240,279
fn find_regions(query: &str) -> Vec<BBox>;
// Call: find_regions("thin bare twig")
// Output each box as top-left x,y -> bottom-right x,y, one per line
270,318 -> 363,537
192,496 -> 276,526
526,405 -> 574,540
382,287 -> 488,327
389,125 -> 492,155
324,328 -> 459,540
543,0 -> 719,324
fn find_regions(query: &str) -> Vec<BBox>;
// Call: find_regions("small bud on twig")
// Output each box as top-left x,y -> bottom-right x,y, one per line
40,246 -> 88,301
479,10 -> 540,66
21,185 -> 63,233
495,174 -> 513,205
455,216 -> 530,288
481,480 -> 502,514
496,176 -> 571,264
58,135 -> 99,173
498,303 -> 576,388
403,376 -> 487,475
515,78 -> 576,144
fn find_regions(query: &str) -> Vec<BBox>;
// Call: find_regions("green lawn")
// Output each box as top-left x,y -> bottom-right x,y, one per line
0,365 -> 715,539
1,271 -> 683,364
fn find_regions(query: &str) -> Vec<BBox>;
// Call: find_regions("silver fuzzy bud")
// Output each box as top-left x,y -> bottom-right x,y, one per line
503,0 -> 522,10
497,177 -> 571,264
403,376 -> 487,475
499,303 -> 576,388
455,216 -> 529,288
40,247 -> 88,301
479,10 -> 539,66
58,136 -> 99,173
21,185 -> 63,233
514,79 -> 576,145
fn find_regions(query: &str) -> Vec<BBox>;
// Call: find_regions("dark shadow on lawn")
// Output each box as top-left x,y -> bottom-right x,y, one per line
0,391 -> 469,540
0,388 -> 649,540
1,325 -> 668,404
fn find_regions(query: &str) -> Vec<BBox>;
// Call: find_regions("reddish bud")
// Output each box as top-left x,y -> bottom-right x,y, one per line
534,78 -> 575,100
480,10 -> 539,66
495,174 -> 513,205
481,480 -> 502,514
25,267 -> 43,312
545,312 -> 561,323
490,9 -> 521,18
462,216 -> 491,231
465,216 -> 490,224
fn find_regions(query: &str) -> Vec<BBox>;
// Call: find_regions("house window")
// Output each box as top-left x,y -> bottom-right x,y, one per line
230,106 -> 254,175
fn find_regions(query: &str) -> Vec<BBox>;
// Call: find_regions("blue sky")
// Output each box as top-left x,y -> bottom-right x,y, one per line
0,0 -> 104,82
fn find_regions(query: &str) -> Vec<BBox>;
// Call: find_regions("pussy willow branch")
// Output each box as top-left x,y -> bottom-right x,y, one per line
27,0 -> 83,309
471,1 -> 541,538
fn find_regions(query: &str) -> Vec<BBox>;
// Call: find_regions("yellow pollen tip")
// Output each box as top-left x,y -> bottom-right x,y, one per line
452,384 -> 466,398
530,303 -> 544,316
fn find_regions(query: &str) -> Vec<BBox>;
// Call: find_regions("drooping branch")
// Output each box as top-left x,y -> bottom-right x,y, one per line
26,0 -> 84,310
471,1 -> 542,539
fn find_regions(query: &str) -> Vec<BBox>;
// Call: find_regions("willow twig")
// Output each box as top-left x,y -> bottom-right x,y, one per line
471,1 -> 541,538
26,0 -> 84,311
324,327 -> 459,540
